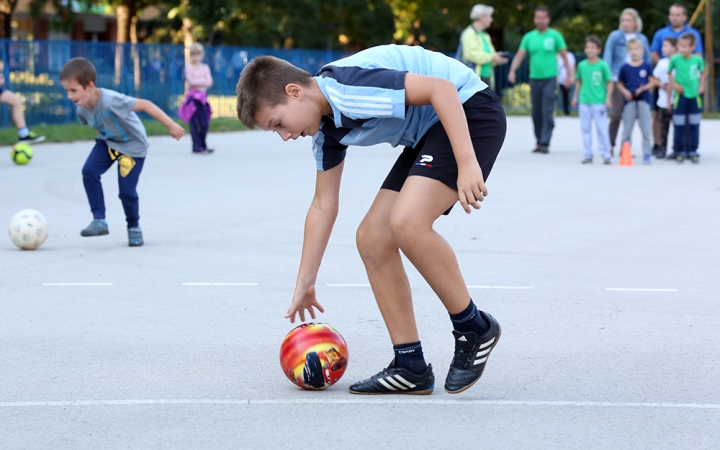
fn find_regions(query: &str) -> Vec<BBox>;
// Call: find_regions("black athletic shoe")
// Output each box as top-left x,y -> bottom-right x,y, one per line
349,360 -> 435,395
445,312 -> 501,394
18,131 -> 45,144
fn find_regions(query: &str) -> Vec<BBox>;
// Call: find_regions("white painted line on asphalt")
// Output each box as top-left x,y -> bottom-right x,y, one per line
1,399 -> 718,409
606,288 -> 678,292
41,283 -> 113,286
182,283 -> 259,286
467,285 -> 534,290
326,283 -> 371,287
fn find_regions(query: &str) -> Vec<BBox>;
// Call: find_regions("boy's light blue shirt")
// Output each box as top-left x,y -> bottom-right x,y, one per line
312,44 -> 487,171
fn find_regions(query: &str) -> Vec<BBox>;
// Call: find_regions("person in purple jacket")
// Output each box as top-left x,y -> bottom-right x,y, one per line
179,43 -> 214,154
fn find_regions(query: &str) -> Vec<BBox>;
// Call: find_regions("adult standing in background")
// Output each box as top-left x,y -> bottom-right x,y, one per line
603,8 -> 650,156
650,4 -> 703,65
557,51 -> 576,116
508,7 -> 572,154
458,4 -> 508,89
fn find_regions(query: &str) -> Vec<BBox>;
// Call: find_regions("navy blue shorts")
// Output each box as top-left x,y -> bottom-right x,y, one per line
381,89 -> 506,200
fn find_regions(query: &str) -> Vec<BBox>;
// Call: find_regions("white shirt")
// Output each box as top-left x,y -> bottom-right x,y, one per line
653,57 -> 675,109
557,52 -> 576,85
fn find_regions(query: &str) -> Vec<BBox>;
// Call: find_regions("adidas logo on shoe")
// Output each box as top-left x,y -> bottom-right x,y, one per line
445,312 -> 502,394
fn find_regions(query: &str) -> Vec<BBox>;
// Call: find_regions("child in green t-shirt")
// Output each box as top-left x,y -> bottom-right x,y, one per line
668,33 -> 706,163
571,36 -> 613,164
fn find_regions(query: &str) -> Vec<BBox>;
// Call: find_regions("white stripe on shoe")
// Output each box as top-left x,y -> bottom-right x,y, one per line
377,379 -> 397,391
479,337 -> 496,350
473,357 -> 488,366
476,348 -> 491,358
385,378 -> 406,390
393,375 -> 416,389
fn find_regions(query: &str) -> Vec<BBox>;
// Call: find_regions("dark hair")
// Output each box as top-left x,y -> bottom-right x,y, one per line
679,33 -> 696,47
670,3 -> 687,15
663,37 -> 678,47
585,35 -> 602,49
236,55 -> 312,129
60,58 -> 97,87
535,6 -> 550,17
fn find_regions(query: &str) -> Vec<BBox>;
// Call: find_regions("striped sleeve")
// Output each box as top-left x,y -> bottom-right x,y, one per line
318,66 -> 407,121
312,117 -> 350,171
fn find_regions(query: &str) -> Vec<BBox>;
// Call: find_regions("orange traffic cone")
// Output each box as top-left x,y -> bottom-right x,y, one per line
619,142 -> 633,166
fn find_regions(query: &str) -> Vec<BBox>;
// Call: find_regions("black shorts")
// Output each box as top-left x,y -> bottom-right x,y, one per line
381,89 -> 506,203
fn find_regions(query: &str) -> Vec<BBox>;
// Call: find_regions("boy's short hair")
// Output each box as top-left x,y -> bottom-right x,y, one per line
679,33 -> 696,47
626,37 -> 643,48
235,55 -> 312,129
663,37 -> 678,47
190,42 -> 204,56
60,57 -> 97,88
585,35 -> 602,49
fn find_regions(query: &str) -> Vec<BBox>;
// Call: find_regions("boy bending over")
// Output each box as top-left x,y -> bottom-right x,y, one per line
236,45 -> 506,395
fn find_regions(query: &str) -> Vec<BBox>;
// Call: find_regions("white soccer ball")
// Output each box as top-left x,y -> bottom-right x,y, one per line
8,209 -> 49,250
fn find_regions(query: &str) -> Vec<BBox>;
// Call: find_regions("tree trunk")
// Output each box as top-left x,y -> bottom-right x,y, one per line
0,0 -> 19,39
182,0 -> 193,63
114,4 -> 130,86
131,15 -> 140,93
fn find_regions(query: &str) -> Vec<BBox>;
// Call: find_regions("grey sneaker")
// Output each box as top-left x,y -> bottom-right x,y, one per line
128,227 -> 144,247
581,158 -> 593,164
80,219 -> 109,237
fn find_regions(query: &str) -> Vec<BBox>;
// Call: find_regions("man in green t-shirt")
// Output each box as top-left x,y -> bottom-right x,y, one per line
508,7 -> 573,154
570,36 -> 613,164
668,33 -> 706,163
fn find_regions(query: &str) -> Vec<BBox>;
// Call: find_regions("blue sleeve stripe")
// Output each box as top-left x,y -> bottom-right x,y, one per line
313,132 -> 326,171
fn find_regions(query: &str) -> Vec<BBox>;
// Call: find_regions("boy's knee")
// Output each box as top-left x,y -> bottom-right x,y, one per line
388,211 -> 416,245
356,220 -> 395,255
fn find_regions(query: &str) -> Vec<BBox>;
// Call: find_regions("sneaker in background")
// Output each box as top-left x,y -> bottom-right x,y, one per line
128,227 -> 144,247
80,219 -> 109,237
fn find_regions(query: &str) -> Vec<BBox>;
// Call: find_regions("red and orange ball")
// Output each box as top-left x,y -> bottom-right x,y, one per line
279,323 -> 349,390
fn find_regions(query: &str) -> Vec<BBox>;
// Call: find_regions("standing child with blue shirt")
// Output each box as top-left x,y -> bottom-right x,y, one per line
668,33 -> 706,164
571,36 -> 613,164
237,44 -> 506,395
60,58 -> 185,246
617,38 -> 657,164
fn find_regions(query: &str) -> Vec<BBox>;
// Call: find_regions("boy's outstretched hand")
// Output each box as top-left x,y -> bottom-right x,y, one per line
285,284 -> 325,323
457,163 -> 487,214
168,122 -> 185,140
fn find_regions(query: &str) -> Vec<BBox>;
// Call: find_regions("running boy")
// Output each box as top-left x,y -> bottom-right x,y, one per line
617,38 -> 657,164
236,44 -> 506,395
571,36 -> 613,164
668,33 -> 706,164
0,70 -> 45,143
60,58 -> 184,246
652,37 -> 677,159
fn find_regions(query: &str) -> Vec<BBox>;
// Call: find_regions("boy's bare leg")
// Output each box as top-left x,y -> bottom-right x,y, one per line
356,189 -> 419,345
0,90 -> 27,129
389,176 -> 471,315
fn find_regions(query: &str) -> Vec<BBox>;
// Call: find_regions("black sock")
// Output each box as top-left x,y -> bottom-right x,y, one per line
449,299 -> 490,336
393,341 -> 428,374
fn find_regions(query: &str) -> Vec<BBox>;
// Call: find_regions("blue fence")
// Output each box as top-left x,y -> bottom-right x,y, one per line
0,40 -> 348,127
1,39 -> 718,127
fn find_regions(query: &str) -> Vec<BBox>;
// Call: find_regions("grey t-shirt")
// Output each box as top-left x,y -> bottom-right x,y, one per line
77,88 -> 150,158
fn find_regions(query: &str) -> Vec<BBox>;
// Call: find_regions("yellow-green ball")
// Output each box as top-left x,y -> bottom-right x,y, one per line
11,143 -> 33,165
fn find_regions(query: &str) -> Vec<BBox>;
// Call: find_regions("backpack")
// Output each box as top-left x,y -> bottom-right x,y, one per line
455,27 -> 477,71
